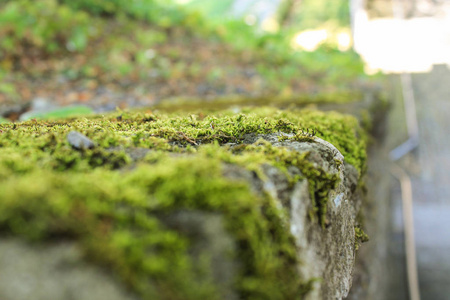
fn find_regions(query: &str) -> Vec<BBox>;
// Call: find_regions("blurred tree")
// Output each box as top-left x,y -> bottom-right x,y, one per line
277,0 -> 302,28
278,0 -> 350,30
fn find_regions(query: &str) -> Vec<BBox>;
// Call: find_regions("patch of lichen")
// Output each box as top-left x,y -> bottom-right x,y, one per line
0,106 -> 367,299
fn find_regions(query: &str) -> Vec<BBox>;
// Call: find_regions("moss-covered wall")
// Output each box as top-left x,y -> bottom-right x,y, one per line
0,105 -> 368,299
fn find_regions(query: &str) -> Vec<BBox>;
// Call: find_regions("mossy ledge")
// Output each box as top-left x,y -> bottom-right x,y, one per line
0,106 -> 367,299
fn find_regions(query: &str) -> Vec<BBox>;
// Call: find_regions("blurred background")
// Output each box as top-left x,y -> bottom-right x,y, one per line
354,1 -> 450,300
1,0 -> 450,299
0,0 -> 371,122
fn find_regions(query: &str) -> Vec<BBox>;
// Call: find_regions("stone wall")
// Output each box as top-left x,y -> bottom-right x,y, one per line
0,107 -> 370,299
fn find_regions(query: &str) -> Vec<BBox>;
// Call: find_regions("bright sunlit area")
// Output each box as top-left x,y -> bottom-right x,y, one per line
178,0 -> 354,50
291,29 -> 352,51
353,2 -> 450,73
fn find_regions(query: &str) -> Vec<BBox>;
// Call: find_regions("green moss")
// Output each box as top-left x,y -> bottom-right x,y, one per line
227,140 -> 340,227
0,106 -> 367,299
0,107 -> 367,175
153,90 -> 364,113
0,151 -> 304,299
0,117 -> 10,123
354,226 -> 369,251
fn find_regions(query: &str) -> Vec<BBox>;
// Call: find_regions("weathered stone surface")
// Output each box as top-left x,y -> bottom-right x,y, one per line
290,169 -> 360,300
0,126 -> 365,299
0,239 -> 138,300
160,210 -> 239,300
67,130 -> 95,150
247,133 -> 362,299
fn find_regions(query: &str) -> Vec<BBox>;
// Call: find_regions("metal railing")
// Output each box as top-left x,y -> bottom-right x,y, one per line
389,3 -> 422,298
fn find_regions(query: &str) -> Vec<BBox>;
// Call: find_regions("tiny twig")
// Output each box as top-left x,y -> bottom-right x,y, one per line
177,131 -> 198,146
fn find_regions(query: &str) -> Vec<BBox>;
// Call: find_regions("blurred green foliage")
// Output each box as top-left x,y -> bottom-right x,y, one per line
212,20 -> 365,91
181,0 -> 235,20
59,0 -> 204,29
0,0 -> 371,100
59,0 -> 143,16
20,105 -> 93,121
288,0 -> 350,30
0,116 -> 10,123
0,0 -> 205,57
182,0 -> 367,91
0,0 -> 92,55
